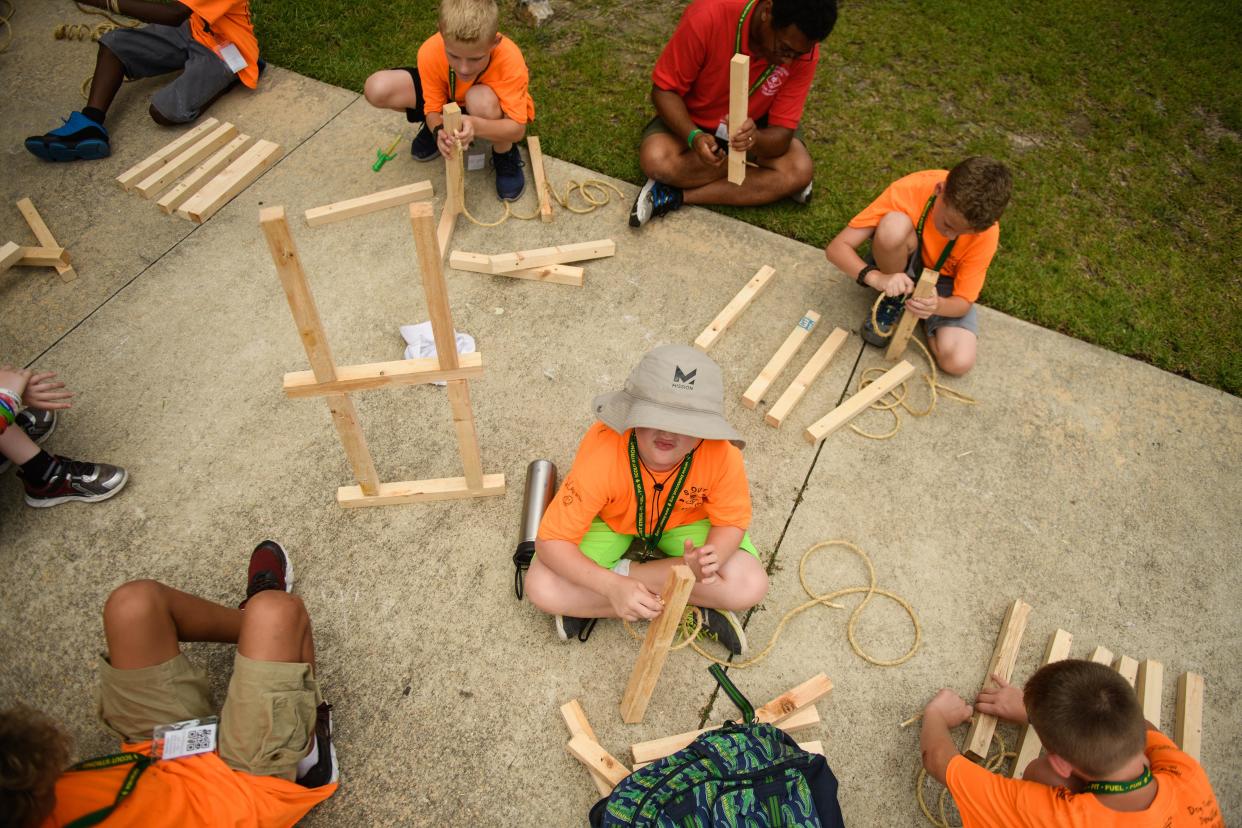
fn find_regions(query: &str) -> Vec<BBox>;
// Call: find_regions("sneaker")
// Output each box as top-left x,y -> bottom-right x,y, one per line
555,614 -> 597,643
295,702 -> 339,788
492,145 -> 526,201
0,409 -> 57,474
629,178 -> 684,228
25,111 -> 111,162
791,179 -> 813,205
243,540 -> 294,606
19,455 -> 127,507
861,294 -> 906,347
694,607 -> 748,656
410,123 -> 439,161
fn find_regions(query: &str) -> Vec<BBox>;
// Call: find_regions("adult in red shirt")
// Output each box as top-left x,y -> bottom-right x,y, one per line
630,0 -> 837,228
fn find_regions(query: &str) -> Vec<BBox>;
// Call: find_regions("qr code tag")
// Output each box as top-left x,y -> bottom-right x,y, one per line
153,717 -> 218,760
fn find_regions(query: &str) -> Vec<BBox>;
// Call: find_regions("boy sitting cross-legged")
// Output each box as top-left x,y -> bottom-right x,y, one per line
524,345 -> 769,655
363,0 -> 534,201
920,659 -> 1223,827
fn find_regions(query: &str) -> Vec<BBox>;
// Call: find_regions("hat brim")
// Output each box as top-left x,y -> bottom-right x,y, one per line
592,390 -> 745,449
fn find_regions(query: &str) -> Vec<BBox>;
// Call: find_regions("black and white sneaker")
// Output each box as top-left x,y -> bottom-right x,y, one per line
629,178 -> 684,228
295,702 -> 339,788
696,608 -> 748,656
791,179 -> 813,205
0,408 -> 57,473
19,455 -> 127,507
555,615 -> 597,643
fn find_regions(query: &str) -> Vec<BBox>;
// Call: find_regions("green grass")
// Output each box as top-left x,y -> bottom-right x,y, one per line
255,0 -> 1242,394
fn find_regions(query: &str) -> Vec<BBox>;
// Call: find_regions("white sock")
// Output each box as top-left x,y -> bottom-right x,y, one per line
295,737 -> 319,777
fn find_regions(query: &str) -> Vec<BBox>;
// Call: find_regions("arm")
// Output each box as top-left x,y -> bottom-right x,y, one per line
919,689 -> 974,785
825,225 -> 915,296
80,0 -> 191,26
652,86 -> 725,167
462,115 -> 525,145
683,525 -> 744,584
535,538 -> 664,621
907,294 -> 971,320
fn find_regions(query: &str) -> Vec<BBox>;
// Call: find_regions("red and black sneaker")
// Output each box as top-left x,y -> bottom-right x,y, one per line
241,540 -> 293,607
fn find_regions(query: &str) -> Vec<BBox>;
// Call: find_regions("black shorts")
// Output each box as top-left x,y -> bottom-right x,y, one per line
395,67 -> 427,123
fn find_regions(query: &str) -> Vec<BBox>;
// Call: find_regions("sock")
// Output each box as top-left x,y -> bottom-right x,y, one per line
20,450 -> 55,483
295,737 -> 320,778
82,107 -> 107,126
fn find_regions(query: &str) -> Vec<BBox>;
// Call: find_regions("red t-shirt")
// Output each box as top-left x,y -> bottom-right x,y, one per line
651,0 -> 818,131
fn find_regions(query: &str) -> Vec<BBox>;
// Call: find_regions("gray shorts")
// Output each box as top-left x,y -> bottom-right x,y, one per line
99,22 -> 238,124
866,249 -> 979,338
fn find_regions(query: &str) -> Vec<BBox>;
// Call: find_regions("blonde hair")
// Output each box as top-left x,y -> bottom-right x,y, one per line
438,0 -> 500,44
0,706 -> 73,828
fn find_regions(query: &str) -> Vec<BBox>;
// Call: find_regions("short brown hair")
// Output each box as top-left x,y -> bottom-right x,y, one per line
439,0 -> 500,44
0,706 -> 72,828
943,156 -> 1012,230
1024,660 -> 1146,778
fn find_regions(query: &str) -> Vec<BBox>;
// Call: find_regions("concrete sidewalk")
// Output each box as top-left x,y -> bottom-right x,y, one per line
1,6 -> 1239,825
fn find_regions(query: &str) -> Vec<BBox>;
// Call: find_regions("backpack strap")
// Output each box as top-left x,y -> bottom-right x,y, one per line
709,664 -> 756,723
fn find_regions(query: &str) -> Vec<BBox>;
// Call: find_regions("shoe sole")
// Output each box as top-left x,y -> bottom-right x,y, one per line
715,609 -> 749,656
555,615 -> 571,642
629,179 -> 658,228
24,469 -> 128,507
25,138 -> 110,162
498,180 -> 526,202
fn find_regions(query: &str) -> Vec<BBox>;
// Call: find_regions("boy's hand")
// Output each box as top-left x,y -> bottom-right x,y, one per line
880,272 -> 915,297
691,133 -> 725,167
454,116 -> 476,150
607,577 -> 665,622
729,117 -> 757,153
0,366 -> 33,400
22,371 -> 74,411
437,127 -> 458,159
682,538 -> 720,584
975,673 -> 1027,725
905,294 -> 939,319
923,689 -> 973,728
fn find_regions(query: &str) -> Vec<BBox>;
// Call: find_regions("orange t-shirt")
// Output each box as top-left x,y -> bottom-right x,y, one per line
41,740 -> 336,827
848,170 -> 1000,303
945,730 -> 1224,828
538,423 -> 751,543
417,33 -> 535,124
185,0 -> 260,89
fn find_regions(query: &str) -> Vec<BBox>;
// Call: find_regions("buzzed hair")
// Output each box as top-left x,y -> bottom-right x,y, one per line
1024,660 -> 1147,778
438,0 -> 500,45
944,156 -> 1012,230
0,705 -> 73,828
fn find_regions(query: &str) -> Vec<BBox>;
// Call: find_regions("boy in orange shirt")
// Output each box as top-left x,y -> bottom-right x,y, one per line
524,345 -> 768,654
0,541 -> 338,827
25,0 -> 261,161
364,0 -> 534,201
824,157 -> 1012,375
919,660 -> 1224,827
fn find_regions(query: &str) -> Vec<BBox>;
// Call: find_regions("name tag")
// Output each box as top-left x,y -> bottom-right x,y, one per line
214,41 -> 248,74
152,717 -> 218,760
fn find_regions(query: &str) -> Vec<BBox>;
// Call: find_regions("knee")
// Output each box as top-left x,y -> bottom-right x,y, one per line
784,154 -> 813,195
148,104 -> 180,126
463,84 -> 502,119
242,590 -> 307,628
735,567 -> 769,610
933,339 -> 976,376
104,580 -> 167,629
874,211 -> 916,250
363,71 -> 399,108
522,562 -> 559,615
639,138 -> 678,180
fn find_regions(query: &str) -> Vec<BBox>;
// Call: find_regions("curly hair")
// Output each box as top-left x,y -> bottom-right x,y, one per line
944,156 -> 1013,230
0,706 -> 72,828
771,0 -> 838,42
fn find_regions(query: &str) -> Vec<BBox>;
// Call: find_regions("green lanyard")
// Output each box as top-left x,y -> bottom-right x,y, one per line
62,752 -> 152,828
916,194 -> 957,273
1081,765 -> 1154,795
735,0 -> 774,96
448,67 -> 456,101
628,431 -> 695,555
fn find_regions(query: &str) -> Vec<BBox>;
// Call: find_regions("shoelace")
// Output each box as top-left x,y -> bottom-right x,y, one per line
651,185 -> 676,209
52,457 -> 96,479
247,570 -> 282,598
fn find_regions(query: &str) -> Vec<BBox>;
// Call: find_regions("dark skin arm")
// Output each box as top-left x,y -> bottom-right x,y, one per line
651,85 -> 794,164
79,0 -> 191,27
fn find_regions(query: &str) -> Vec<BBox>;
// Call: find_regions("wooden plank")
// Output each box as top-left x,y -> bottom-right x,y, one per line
631,705 -> 820,764
337,473 -> 506,507
1174,672 -> 1203,761
527,136 -> 553,223
436,208 -> 458,259
566,734 -> 629,790
449,252 -> 583,286
803,360 -> 916,443
447,251 -> 494,273
304,180 -> 434,227
742,310 -> 819,408
0,241 -> 23,273
134,121 -> 238,198
620,567 -> 697,724
694,265 -> 777,351
178,139 -> 281,223
765,328 -> 848,427
1089,645 -> 1114,665
963,598 -> 1032,761
117,117 -> 221,190
410,203 -> 462,368
442,102 -> 465,216
283,353 -> 484,398
797,740 -> 824,756
158,134 -> 254,214
488,239 -> 616,274
1135,659 -> 1163,729
885,268 -> 938,360
447,380 -> 485,489
17,246 -> 69,267
727,53 -> 749,185
1012,628 -> 1073,779
16,198 -> 75,281
560,701 -> 612,796
755,674 -> 834,725
1113,655 -> 1139,687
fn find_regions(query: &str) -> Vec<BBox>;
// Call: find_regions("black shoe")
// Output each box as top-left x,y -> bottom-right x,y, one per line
629,178 -> 684,227
25,111 -> 110,162
861,294 -> 906,346
555,615 -> 597,642
0,409 -> 56,474
295,702 -> 339,788
695,608 -> 748,656
411,123 -> 438,161
493,145 -> 526,201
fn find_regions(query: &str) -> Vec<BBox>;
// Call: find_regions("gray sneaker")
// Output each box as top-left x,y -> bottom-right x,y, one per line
0,408 -> 57,473
19,455 -> 128,507
555,615 -> 597,642
695,607 -> 748,656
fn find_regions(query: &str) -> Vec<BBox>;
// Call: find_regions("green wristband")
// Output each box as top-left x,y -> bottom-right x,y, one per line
687,128 -> 703,149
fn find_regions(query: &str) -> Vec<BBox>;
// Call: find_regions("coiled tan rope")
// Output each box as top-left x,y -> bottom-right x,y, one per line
0,0 -> 14,53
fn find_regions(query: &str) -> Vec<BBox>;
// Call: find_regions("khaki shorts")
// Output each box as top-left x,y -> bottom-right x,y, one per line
97,652 -> 321,781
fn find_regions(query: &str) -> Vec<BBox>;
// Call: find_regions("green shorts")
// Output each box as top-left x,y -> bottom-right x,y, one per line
578,517 -> 759,570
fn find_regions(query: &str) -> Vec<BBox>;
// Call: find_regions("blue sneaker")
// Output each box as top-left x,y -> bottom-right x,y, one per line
25,111 -> 110,162
629,178 -> 684,227
862,294 -> 906,346
492,145 -> 526,201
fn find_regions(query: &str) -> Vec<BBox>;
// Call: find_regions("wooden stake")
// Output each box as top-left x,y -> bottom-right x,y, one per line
178,140 -> 281,223
442,103 -> 465,216
0,241 -> 23,273
1174,672 -> 1203,761
754,673 -> 834,725
728,54 -> 749,186
631,704 -> 820,764
566,734 -> 629,790
17,246 -> 69,267
304,181 -> 434,227
116,117 -> 221,190
1113,655 -> 1139,687
803,360 -> 915,443
1088,645 -> 1114,665
527,136 -> 553,223
283,353 -> 484,398
134,121 -> 238,198
885,268 -> 938,360
449,251 -> 585,285
15,198 -> 76,281
1135,659 -> 1163,729
743,310 -> 819,408
560,701 -> 613,796
765,328 -> 848,427
694,265 -> 777,351
337,474 -> 505,506
488,239 -> 615,274
620,566 -> 696,724
158,134 -> 254,214
963,598 -> 1032,761
1012,628 -> 1072,778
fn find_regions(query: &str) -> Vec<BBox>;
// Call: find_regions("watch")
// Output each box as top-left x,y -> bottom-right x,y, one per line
856,264 -> 877,286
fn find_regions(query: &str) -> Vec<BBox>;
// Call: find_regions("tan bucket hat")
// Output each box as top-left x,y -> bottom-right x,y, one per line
591,344 -> 744,448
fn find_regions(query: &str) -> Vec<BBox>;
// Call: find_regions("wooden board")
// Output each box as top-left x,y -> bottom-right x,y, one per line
755,674 -> 834,725
1135,659 -> 1163,729
728,54 -> 749,185
304,180 -> 434,227
798,740 -> 824,756
620,567 -> 696,724
16,198 -> 75,281
694,265 -> 776,351
134,121 -> 238,198
803,360 -> 915,443
742,310 -> 819,408
178,139 -> 281,223
1113,655 -> 1139,687
631,704 -> 820,764
447,251 -> 493,273
527,136 -> 553,223
1089,645 -> 1114,665
436,208 -> 458,259
1012,628 -> 1073,779
116,117 -> 221,190
442,103 -> 465,216
1174,672 -> 1203,761
17,246 -> 69,267
283,353 -> 484,398
0,241 -> 23,273
766,328 -> 848,427
566,734 -> 629,789
963,598 -> 1032,761
885,268 -> 939,360
337,473 -> 506,507
449,251 -> 584,286
488,239 -> 616,274
560,700 -> 612,796
157,134 -> 253,214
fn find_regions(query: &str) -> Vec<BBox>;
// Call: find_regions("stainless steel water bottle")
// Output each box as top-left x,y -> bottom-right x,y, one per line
513,459 -> 557,598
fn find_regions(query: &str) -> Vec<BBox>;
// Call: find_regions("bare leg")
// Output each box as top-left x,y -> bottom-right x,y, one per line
927,326 -> 977,375
639,132 -> 728,190
86,44 -> 127,115
871,211 -> 917,273
236,590 -> 315,668
639,134 -> 814,207
363,69 -> 419,113
462,83 -> 512,153
0,426 -> 40,466
104,580 -> 243,669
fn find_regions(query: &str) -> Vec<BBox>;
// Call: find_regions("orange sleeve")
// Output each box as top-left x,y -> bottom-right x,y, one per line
847,179 -> 905,230
484,37 -> 535,124
703,442 -> 751,530
945,226 -> 998,303
418,35 -> 450,116
537,426 -> 615,544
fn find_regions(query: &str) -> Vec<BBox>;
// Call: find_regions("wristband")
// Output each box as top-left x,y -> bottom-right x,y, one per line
856,264 -> 877,286
687,128 -> 703,149
432,123 -> 444,135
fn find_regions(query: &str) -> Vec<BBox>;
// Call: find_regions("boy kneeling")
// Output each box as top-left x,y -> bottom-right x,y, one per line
525,345 -> 768,654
